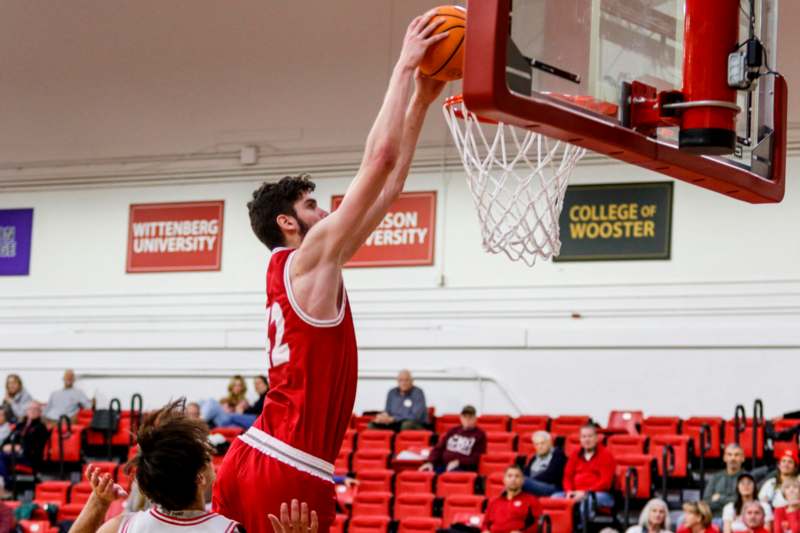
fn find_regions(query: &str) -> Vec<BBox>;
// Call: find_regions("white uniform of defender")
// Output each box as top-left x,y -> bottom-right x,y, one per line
119,509 -> 241,533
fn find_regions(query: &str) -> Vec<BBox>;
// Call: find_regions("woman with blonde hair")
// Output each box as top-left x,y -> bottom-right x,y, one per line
2,374 -> 33,422
773,478 -> 800,533
761,450 -> 799,509
678,502 -> 716,533
625,498 -> 671,533
220,375 -> 248,412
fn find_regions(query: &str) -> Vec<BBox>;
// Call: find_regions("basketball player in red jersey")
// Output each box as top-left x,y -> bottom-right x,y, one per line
212,13 -> 448,533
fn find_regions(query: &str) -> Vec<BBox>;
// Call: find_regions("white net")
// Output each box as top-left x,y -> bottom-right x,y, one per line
443,96 -> 587,266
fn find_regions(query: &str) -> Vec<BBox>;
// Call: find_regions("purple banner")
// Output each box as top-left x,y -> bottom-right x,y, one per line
0,209 -> 33,276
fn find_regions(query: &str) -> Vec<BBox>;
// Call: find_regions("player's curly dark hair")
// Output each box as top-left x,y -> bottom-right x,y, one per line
248,175 -> 316,250
125,399 -> 213,511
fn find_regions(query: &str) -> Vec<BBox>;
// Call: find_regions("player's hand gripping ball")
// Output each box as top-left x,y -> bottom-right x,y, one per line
419,5 -> 466,81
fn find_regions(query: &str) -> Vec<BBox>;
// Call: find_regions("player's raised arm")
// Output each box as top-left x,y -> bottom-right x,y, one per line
294,13 -> 448,268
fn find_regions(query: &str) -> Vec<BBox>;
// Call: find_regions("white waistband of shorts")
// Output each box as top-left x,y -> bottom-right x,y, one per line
239,426 -> 334,483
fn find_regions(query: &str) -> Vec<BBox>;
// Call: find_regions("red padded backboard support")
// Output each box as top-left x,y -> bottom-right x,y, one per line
462,0 -> 787,204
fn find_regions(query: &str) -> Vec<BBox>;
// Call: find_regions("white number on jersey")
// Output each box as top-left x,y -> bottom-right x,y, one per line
267,302 -> 291,367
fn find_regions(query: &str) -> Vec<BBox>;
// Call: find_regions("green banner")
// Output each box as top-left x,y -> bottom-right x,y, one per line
555,182 -> 673,262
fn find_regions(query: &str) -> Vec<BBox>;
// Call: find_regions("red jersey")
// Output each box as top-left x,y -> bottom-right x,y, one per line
484,492 -> 542,533
243,248 -> 358,472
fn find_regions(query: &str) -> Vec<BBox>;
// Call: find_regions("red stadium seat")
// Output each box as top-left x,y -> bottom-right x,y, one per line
57,503 -> 84,522
550,416 -> 591,438
641,416 -> 681,437
70,482 -> 94,504
435,414 -> 461,435
353,415 -> 373,432
607,410 -> 643,435
83,461 -> 118,481
18,520 -> 58,533
210,427 -> 243,444
478,452 -> 517,476
44,423 -> 84,464
359,430 -> 394,452
331,514 -> 347,533
335,449 -> 351,475
478,415 -> 511,432
614,454 -> 655,499
724,418 -> 765,459
485,472 -> 505,499
352,491 -> 392,518
563,434 -> 582,457
442,495 -> 485,528
774,441 -> 799,460
511,415 -> 550,435
436,472 -> 477,497
357,469 -> 394,493
394,493 -> 435,520
76,409 -> 94,426
651,435 -> 691,477
518,432 -> 537,456
486,432 -> 517,453
349,516 -> 391,533
684,417 -> 723,459
774,419 -> 800,433
396,470 -> 434,495
111,416 -> 136,446
352,450 -> 390,473
398,517 -> 442,533
395,430 -> 432,453
607,435 -> 647,456
341,429 -> 356,453
540,498 -> 576,533
34,480 -> 71,506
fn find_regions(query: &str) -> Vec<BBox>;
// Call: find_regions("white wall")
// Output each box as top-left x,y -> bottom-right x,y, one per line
2,155 -> 799,422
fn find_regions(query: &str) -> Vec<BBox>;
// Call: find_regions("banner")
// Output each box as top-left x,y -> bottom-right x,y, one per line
555,182 -> 673,262
0,209 -> 34,276
126,201 -> 224,273
331,191 -> 436,267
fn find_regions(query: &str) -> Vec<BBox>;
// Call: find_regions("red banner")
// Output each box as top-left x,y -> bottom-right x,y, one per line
126,201 -> 224,273
331,191 -> 436,268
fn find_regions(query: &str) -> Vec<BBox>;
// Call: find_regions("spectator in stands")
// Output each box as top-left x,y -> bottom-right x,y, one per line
0,401 -> 50,493
420,405 -> 486,473
186,402 -> 202,420
678,502 -> 717,533
0,411 -> 10,445
705,443 -> 748,517
43,369 -> 92,425
723,473 -> 774,533
483,464 -> 542,533
221,374 -> 249,412
626,498 -> 671,533
68,399 -> 244,533
199,375 -> 256,429
554,423 -> 616,513
523,430 -> 567,496
741,501 -> 771,533
369,369 -> 427,431
1,374 -> 33,423
760,449 -> 798,509
774,478 -> 800,533
242,375 -> 269,418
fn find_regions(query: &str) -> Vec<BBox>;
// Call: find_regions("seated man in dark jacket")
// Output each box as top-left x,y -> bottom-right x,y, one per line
523,430 -> 567,496
420,405 -> 486,473
0,401 -> 50,491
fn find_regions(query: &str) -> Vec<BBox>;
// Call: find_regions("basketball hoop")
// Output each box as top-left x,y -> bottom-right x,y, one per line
443,95 -> 587,266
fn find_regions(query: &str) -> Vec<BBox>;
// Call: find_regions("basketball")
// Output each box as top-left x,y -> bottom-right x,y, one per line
419,5 -> 466,81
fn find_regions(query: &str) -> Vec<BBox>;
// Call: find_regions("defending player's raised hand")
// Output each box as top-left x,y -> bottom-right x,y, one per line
398,13 -> 450,70
268,500 -> 318,533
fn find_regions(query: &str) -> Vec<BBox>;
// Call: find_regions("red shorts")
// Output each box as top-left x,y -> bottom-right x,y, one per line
212,438 -> 336,533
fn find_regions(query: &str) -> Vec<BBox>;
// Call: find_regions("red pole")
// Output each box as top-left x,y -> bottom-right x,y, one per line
680,0 -> 740,155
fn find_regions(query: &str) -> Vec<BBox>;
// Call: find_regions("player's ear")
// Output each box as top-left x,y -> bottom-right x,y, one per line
276,213 -> 296,233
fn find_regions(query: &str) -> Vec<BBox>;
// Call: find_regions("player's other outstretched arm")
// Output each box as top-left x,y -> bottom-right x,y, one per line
295,13 -> 448,270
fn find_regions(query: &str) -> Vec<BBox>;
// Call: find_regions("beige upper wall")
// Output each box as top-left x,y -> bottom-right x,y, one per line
0,0 -> 797,167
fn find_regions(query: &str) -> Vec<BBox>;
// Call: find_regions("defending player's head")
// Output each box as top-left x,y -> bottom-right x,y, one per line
248,174 -> 328,250
126,399 -> 215,511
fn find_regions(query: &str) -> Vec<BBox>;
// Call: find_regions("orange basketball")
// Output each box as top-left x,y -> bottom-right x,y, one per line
419,6 -> 466,82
